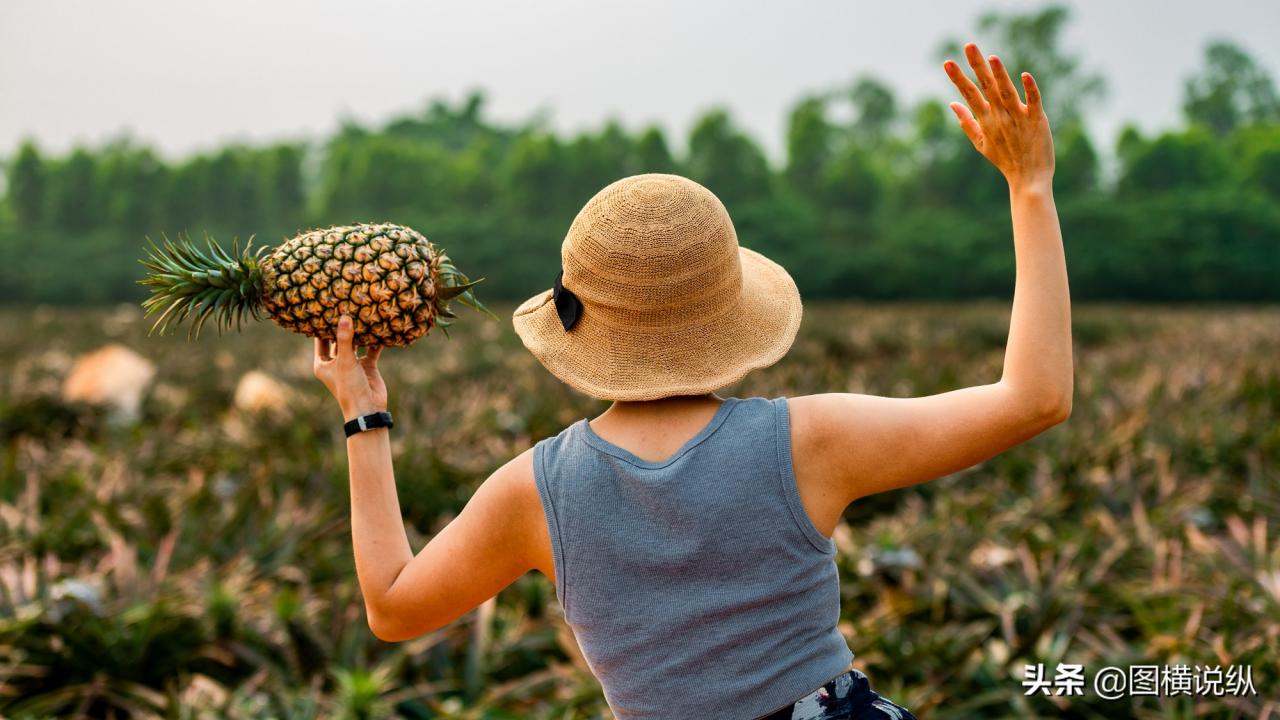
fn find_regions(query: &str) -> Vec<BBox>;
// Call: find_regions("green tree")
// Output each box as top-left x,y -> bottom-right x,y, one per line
2,13 -> 1278,307
90,139 -> 167,231
386,90 -> 499,151
785,96 -> 834,198
910,99 -> 952,166
348,136 -> 442,215
163,155 -> 212,232
1054,123 -> 1099,195
204,147 -> 257,230
1184,40 -> 1280,137
821,145 -> 882,219
257,144 -> 306,231
7,141 -> 45,226
635,126 -> 677,174
499,132 -> 575,219
1232,125 -> 1280,201
1115,124 -> 1145,169
565,121 -> 636,199
315,138 -> 360,219
49,148 -> 98,232
686,108 -> 773,210
1118,127 -> 1233,195
849,77 -> 898,145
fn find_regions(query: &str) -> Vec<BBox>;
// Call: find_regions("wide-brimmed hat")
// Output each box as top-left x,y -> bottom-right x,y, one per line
512,173 -> 802,401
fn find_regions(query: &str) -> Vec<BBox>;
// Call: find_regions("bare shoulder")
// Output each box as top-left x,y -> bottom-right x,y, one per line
784,394 -> 871,535
787,385 -> 1067,508
491,445 -> 537,486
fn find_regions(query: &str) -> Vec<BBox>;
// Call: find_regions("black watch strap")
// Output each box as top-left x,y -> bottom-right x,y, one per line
344,411 -> 393,437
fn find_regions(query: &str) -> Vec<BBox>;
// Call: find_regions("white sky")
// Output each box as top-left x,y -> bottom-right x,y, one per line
2,0 -> 1278,163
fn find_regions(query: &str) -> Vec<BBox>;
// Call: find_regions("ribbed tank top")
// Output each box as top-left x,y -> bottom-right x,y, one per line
532,396 -> 855,719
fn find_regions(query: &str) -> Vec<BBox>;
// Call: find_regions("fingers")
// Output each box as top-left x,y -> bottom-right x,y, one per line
948,102 -> 984,150
314,337 -> 333,362
1022,72 -> 1043,115
986,54 -> 1025,112
964,42 -> 1000,105
362,346 -> 383,368
943,59 -> 989,117
335,315 -> 356,366
313,336 -> 335,378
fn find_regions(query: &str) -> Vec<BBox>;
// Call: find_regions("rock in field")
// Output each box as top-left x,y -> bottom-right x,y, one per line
61,344 -> 156,422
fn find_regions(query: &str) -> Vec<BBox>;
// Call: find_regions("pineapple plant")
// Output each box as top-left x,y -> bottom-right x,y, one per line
139,222 -> 493,347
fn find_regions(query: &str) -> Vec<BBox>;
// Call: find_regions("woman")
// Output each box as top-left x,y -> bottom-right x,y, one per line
313,42 -> 1071,720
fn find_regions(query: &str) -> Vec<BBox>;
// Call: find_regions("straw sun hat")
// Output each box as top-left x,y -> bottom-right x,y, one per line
512,173 -> 803,402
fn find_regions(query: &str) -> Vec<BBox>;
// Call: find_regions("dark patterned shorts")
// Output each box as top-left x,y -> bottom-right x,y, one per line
756,668 -> 918,720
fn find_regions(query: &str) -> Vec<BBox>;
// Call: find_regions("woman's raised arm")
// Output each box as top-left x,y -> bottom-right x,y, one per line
789,42 -> 1072,513
947,43 -> 1072,409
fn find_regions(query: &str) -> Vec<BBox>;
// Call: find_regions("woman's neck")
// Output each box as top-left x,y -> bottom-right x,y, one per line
589,393 -> 726,464
604,393 -> 723,419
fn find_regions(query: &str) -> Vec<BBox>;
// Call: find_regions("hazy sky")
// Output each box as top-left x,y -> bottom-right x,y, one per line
3,0 -> 1278,162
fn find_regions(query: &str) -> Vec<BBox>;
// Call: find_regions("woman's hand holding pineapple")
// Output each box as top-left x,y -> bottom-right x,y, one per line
943,42 -> 1054,194
314,315 -> 388,420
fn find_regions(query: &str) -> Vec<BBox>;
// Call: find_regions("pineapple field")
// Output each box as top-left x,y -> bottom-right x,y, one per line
0,302 -> 1275,718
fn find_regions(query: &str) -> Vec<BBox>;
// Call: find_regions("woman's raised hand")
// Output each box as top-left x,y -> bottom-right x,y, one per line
944,42 -> 1054,192
314,315 -> 388,420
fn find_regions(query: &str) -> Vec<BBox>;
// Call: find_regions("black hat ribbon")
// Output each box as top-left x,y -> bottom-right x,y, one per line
553,271 -> 582,331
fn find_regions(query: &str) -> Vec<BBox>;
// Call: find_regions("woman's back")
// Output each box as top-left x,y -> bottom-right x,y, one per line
319,62 -> 1070,717
534,396 -> 854,719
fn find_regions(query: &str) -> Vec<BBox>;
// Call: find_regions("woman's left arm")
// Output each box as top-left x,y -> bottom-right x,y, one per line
315,316 -> 548,642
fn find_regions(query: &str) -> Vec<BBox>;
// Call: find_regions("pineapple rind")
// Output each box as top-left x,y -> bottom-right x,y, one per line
259,222 -> 485,348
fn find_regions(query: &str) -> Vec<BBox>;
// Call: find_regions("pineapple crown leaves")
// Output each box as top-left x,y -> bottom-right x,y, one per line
426,240 -> 498,337
137,232 -> 267,339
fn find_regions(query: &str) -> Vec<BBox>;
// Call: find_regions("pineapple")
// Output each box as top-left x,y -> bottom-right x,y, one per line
139,222 -> 492,347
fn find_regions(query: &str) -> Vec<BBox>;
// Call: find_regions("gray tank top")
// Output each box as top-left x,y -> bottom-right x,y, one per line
533,396 -> 855,719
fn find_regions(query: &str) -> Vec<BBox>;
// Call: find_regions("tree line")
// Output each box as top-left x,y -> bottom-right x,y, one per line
2,6 -> 1278,305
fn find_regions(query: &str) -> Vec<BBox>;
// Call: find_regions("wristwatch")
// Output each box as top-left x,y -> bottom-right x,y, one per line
344,411 -> 394,437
